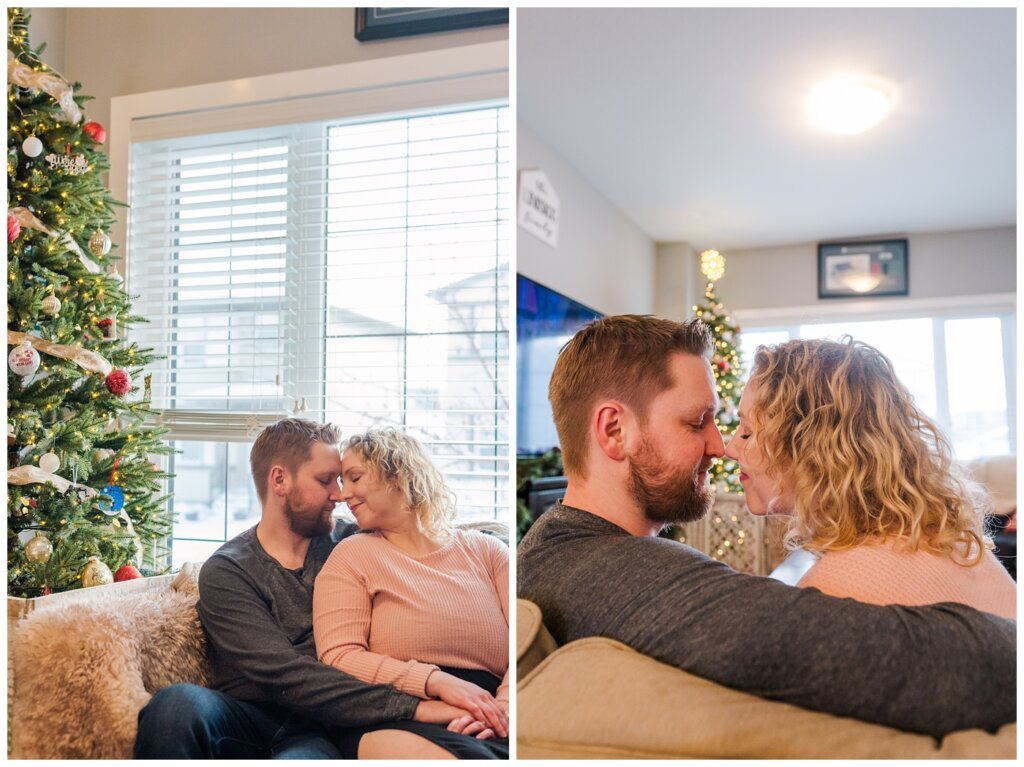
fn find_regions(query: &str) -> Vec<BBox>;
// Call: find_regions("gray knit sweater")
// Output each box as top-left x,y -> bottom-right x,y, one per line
517,503 -> 1016,737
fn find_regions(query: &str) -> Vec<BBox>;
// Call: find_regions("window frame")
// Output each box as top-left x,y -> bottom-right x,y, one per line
109,42 -> 510,559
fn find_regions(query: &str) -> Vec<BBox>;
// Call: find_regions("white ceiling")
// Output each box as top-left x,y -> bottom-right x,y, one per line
518,8 -> 1016,250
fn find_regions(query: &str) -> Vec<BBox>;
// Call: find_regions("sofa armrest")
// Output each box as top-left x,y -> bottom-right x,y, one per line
11,585 -> 209,759
517,598 -> 558,679
518,637 -> 1016,759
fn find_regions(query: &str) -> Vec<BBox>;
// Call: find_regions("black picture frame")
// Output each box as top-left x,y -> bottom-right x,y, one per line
355,8 -> 509,41
817,238 -> 909,298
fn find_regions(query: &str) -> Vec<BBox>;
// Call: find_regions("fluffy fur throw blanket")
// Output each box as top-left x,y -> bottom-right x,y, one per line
11,569 -> 210,759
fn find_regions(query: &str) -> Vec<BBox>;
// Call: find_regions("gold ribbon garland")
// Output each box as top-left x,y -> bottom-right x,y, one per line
7,464 -> 98,497
7,206 -> 101,274
8,330 -> 113,375
7,50 -> 83,124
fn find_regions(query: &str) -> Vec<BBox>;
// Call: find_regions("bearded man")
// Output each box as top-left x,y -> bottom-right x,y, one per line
134,419 -> 475,759
517,315 -> 1015,738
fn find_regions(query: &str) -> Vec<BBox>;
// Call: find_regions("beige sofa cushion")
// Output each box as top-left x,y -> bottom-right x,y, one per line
517,636 -> 1015,759
517,598 -> 558,679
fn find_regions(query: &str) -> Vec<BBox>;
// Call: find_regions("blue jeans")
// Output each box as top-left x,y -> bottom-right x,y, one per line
133,684 -> 342,759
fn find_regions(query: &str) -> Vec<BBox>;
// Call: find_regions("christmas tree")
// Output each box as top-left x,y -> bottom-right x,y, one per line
692,250 -> 743,494
7,7 -> 172,597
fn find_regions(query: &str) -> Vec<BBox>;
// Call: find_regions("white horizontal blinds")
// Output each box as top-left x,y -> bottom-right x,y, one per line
129,127 -> 297,437
319,106 -> 510,522
128,102 -> 509,521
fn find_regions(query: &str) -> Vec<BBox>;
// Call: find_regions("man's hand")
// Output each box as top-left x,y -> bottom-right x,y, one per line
412,700 -> 470,725
425,670 -> 508,738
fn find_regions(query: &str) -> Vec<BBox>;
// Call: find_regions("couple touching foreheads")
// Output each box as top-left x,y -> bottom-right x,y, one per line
134,422 -> 509,760
518,314 -> 1015,737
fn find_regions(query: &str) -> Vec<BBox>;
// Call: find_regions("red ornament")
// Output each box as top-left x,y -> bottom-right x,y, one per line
114,565 -> 142,582
82,121 -> 107,144
717,360 -> 730,372
105,368 -> 132,396
8,213 -> 20,243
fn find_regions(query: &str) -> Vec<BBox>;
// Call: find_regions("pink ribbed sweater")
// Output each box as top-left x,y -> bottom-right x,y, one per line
797,542 -> 1016,620
313,529 -> 509,702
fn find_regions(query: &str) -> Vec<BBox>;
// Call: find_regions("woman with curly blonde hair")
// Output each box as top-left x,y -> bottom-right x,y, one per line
724,337 -> 1015,618
312,427 -> 508,759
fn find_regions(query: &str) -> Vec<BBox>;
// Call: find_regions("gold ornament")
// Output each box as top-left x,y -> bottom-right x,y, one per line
88,229 -> 112,257
82,556 -> 113,587
41,294 -> 61,316
25,532 -> 53,563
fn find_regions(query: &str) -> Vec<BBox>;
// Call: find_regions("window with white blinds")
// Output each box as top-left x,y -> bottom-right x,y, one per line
129,103 -> 510,560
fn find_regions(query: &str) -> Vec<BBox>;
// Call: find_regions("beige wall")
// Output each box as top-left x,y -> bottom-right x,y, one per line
35,7 -> 507,131
518,119 -> 656,315
707,226 -> 1016,312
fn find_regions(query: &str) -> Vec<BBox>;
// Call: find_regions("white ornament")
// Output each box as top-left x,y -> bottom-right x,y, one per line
88,229 -> 111,257
8,340 -> 40,377
22,135 -> 43,157
41,294 -> 61,316
38,452 -> 60,473
44,152 -> 88,175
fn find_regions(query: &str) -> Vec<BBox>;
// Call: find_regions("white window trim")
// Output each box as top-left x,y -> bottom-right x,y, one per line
109,40 -> 509,284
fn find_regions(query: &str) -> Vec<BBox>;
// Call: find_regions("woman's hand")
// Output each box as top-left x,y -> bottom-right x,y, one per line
425,670 -> 508,738
446,714 -> 496,740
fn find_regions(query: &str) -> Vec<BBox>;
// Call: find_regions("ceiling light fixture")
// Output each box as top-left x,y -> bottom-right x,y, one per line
806,76 -> 895,135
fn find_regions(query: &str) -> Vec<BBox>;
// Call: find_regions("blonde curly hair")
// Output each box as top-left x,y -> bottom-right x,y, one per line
747,338 -> 991,564
343,428 -> 456,540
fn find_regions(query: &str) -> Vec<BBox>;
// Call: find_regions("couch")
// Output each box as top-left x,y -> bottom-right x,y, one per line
517,598 -> 1015,758
9,520 -> 508,759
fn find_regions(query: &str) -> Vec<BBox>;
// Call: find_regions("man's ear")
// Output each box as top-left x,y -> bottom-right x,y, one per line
594,401 -> 631,462
268,465 -> 289,498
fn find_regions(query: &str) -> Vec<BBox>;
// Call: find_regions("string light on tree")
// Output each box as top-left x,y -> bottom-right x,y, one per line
694,249 -> 744,494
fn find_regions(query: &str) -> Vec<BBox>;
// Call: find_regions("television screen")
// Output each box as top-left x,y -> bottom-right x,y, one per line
517,275 -> 602,455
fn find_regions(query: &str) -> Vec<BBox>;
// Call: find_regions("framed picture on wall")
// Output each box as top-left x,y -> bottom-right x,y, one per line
355,8 -> 509,41
818,239 -> 909,298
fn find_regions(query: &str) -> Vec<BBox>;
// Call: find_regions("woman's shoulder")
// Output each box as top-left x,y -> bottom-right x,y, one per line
329,530 -> 386,560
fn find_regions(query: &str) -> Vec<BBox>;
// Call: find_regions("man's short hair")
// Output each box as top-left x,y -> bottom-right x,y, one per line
249,418 -> 342,503
549,315 -> 712,478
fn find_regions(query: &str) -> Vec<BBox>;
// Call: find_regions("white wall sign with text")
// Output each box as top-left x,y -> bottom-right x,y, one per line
518,168 -> 560,247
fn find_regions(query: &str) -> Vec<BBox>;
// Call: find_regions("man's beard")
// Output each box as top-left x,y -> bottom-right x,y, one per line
627,437 -> 715,529
283,494 -> 335,538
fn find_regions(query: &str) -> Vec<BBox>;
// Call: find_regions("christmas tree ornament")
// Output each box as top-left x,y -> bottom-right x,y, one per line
92,447 -> 114,463
8,340 -> 40,377
99,484 -> 125,514
21,133 -> 43,157
7,212 -> 20,242
98,317 -> 116,339
82,121 -> 107,143
114,564 -> 142,582
105,368 -> 131,395
40,294 -> 61,316
81,556 -> 113,587
7,422 -> 15,445
88,229 -> 112,257
45,151 -> 88,175
24,532 -> 53,563
38,451 -> 60,473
